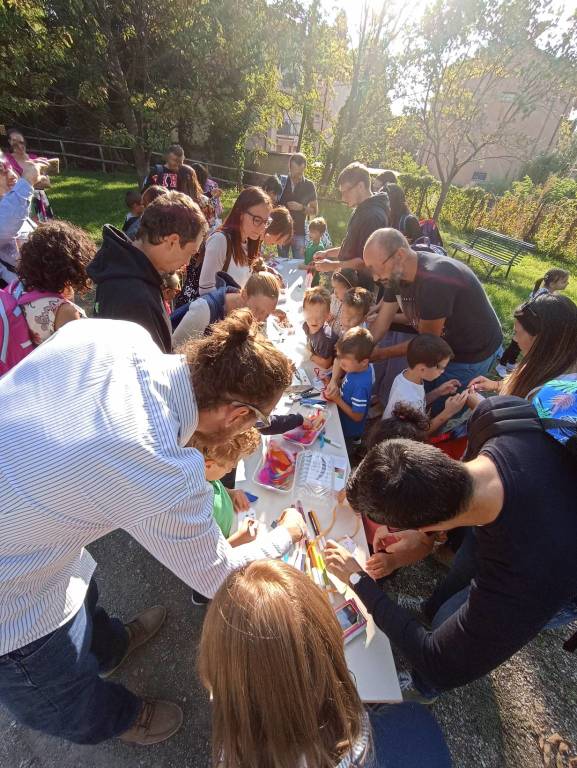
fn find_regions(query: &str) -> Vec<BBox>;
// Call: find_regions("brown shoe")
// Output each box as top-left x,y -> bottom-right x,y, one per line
102,605 -> 167,678
119,699 -> 183,745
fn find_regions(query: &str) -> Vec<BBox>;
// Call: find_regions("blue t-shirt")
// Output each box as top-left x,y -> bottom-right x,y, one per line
339,365 -> 375,438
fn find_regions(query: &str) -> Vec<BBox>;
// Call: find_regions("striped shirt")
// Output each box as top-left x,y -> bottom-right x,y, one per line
0,319 -> 291,655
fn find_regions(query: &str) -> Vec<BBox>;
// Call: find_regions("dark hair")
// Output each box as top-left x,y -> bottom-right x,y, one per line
407,333 -> 453,369
342,287 -> 372,316
308,217 -> 327,235
7,128 -> 25,145
336,327 -> 374,361
18,221 -> 95,294
338,162 -> 370,190
502,294 -> 577,399
191,163 -> 209,189
177,164 -> 204,203
346,438 -> 474,528
303,286 -> 331,311
166,143 -> 185,159
403,215 -> 422,242
532,268 -> 569,296
289,153 -> 307,168
367,403 -> 430,449
183,308 -> 292,410
142,185 -> 168,207
221,186 -> 272,267
267,207 -> 293,241
125,189 -> 142,208
386,183 -> 410,230
263,175 -> 283,198
332,269 -> 359,289
375,170 -> 397,187
137,190 -> 208,246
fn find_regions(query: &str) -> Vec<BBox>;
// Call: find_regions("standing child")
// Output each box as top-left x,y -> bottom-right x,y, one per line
302,286 -> 339,370
122,190 -> 144,234
340,286 -> 372,335
328,269 -> 358,336
302,217 -> 327,287
324,327 -> 375,455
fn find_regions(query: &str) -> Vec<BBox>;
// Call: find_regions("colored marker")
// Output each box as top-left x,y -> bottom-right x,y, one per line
322,436 -> 343,449
308,510 -> 326,549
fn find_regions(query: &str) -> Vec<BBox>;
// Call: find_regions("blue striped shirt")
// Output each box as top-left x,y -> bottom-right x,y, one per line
0,319 -> 291,654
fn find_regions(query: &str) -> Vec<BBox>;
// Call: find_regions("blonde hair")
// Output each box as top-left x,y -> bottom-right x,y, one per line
198,560 -> 365,768
191,428 -> 260,465
244,265 -> 281,301
308,216 -> 327,235
303,286 -> 331,311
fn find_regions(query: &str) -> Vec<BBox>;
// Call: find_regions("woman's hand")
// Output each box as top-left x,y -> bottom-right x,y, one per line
468,375 -> 500,393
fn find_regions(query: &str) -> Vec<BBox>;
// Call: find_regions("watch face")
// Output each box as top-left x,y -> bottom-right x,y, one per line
349,572 -> 362,586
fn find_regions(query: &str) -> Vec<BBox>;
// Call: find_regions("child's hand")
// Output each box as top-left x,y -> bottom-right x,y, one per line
443,390 -> 469,417
437,378 -> 460,397
366,552 -> 399,580
304,413 -> 325,431
323,388 -> 339,403
228,518 -> 257,546
227,489 -> 250,513
324,378 -> 340,398
466,386 -> 484,411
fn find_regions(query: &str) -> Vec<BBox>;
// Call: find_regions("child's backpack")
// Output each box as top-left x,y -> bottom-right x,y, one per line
412,237 -> 448,258
173,231 -> 233,310
419,219 -> 444,248
0,281 -> 63,377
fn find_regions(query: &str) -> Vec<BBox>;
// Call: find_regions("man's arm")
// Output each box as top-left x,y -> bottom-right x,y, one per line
368,300 -> 399,347
370,314 -> 446,362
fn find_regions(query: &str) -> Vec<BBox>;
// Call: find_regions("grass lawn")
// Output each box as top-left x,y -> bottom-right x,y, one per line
49,170 -> 576,341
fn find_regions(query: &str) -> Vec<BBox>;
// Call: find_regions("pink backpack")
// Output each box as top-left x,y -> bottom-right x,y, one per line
0,281 -> 63,377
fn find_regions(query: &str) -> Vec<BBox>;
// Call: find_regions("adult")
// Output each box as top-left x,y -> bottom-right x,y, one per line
191,162 -> 223,222
88,191 -> 208,353
365,228 -> 502,407
386,183 -> 421,240
0,154 -> 46,285
4,129 -> 54,221
142,143 -> 184,191
172,266 -> 280,346
313,161 -> 389,275
0,310 -> 306,746
176,164 -> 217,230
198,185 -> 272,295
278,152 -> 318,260
373,169 -> 397,192
325,400 -> 577,700
199,560 -> 452,768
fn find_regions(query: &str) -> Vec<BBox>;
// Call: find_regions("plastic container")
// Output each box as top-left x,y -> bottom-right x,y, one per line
253,439 -> 302,494
283,407 -> 331,447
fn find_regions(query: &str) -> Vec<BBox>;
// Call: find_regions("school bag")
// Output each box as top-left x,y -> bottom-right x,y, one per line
173,231 -> 233,310
412,237 -> 448,258
419,219 -> 444,248
0,281 -> 62,377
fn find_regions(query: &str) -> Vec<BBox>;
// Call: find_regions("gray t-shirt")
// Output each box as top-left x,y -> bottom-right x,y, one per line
380,252 -> 502,363
302,321 -> 339,360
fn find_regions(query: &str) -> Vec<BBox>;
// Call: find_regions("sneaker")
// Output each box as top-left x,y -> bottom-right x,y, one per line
398,670 -> 438,705
119,699 -> 183,745
495,364 -> 508,378
101,605 -> 167,678
396,593 -> 425,612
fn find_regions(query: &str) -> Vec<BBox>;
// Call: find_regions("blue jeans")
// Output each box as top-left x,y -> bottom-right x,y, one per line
368,705 -> 452,767
426,347 -> 502,416
278,234 -> 306,260
0,580 -> 141,744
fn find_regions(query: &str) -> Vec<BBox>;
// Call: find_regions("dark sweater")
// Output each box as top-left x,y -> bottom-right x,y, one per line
88,225 -> 172,353
339,193 -> 390,264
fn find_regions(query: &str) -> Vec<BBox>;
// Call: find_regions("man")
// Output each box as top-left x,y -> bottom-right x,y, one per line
313,161 -> 389,274
325,397 -> 577,699
142,143 -> 185,191
0,317 -> 305,746
88,191 -> 207,353
364,228 -> 502,398
278,152 -> 318,259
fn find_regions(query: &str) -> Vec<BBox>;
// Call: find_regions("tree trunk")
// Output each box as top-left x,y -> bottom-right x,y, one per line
433,181 -> 451,221
133,146 -> 150,186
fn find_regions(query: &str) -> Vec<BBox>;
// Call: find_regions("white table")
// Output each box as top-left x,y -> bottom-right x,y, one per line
234,259 -> 401,703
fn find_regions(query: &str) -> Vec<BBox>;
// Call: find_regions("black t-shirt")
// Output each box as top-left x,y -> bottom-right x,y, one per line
353,397 -> 577,690
279,176 -> 317,236
380,251 -> 502,363
143,165 -> 178,191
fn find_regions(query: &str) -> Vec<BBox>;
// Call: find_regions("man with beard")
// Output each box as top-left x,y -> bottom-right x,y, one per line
364,228 -> 502,406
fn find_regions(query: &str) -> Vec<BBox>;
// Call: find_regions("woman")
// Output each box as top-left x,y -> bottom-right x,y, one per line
198,560 -> 452,768
176,164 -> 217,230
191,162 -> 223,221
386,183 -> 420,239
5,129 -> 54,222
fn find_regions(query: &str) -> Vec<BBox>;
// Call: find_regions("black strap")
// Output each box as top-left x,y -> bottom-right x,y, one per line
563,630 -> 577,653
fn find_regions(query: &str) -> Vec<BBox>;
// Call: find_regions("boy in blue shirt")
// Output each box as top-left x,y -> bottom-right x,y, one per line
325,326 -> 375,455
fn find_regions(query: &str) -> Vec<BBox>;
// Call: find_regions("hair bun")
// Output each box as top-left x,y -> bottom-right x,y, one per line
252,258 -> 267,273
219,308 -> 255,345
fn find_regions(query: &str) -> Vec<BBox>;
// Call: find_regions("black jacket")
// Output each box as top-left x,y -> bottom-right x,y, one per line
87,225 -> 172,353
339,193 -> 390,264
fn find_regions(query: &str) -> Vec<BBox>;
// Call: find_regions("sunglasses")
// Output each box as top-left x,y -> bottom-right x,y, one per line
516,299 -> 541,332
229,400 -> 271,429
245,211 -> 272,228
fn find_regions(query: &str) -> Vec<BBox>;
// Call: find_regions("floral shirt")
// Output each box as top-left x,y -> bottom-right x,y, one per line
22,296 -> 84,345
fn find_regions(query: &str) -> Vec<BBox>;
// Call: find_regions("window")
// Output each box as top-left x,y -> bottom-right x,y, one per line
472,171 -> 487,182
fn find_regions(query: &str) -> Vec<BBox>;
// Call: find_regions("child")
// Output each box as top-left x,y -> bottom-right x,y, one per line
123,189 -> 144,233
302,217 -> 327,287
124,185 -> 167,240
325,327 -> 375,454
496,268 -> 570,377
161,272 -> 181,315
328,269 -> 358,336
262,175 -> 283,204
261,206 -> 293,258
302,286 -> 339,369
384,333 -> 468,435
340,286 -> 372,335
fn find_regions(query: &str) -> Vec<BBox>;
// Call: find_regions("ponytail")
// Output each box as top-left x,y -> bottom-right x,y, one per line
532,268 -> 569,297
532,276 -> 545,297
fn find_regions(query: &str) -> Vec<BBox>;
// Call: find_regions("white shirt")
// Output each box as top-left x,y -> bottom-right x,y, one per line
383,369 -> 427,419
0,319 -> 291,654
199,232 -> 250,295
172,297 -> 211,346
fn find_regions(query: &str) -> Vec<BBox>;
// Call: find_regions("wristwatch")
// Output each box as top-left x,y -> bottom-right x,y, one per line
349,571 -> 365,587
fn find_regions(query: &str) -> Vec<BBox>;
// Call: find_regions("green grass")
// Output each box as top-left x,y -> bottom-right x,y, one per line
49,170 -> 576,341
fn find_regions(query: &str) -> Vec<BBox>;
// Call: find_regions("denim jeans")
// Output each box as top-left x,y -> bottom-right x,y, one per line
0,579 -> 141,744
426,347 -> 502,416
367,704 -> 452,767
278,234 -> 306,260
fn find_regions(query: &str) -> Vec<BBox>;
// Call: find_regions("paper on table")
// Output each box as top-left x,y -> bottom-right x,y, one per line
301,451 -> 348,492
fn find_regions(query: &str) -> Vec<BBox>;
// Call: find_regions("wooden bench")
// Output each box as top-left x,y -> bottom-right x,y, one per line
448,228 -> 535,278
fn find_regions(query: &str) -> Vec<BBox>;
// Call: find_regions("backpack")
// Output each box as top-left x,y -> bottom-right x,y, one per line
412,237 -> 448,258
173,231 -> 233,310
0,281 -> 63,377
419,219 -> 444,248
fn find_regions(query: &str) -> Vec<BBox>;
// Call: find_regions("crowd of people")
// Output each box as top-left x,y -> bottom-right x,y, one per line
1,138 -> 576,766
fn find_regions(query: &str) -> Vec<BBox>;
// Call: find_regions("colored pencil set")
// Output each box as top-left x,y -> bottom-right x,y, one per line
282,501 -> 334,591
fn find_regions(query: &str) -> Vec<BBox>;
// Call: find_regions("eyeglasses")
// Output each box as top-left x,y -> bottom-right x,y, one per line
229,400 -> 271,428
245,211 -> 272,228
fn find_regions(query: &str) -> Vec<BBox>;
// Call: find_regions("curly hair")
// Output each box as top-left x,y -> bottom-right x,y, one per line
191,428 -> 261,465
18,221 -> 96,294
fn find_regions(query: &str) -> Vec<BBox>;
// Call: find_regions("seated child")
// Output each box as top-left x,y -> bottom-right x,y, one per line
328,268 -> 358,336
325,327 -> 375,453
340,286 -> 372,335
161,272 -> 181,315
383,333 -> 468,435
302,286 -> 339,370
302,217 -> 327,287
123,189 -> 144,234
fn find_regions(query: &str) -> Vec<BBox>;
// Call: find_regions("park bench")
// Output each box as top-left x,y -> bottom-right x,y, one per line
449,228 -> 535,278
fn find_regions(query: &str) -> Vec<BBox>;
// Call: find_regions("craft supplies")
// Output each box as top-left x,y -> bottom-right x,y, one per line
254,440 -> 299,493
283,410 -> 327,446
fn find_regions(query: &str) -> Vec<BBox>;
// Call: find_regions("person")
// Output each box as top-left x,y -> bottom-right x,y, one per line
329,268 -> 358,336
301,216 -> 327,287
384,334 -> 468,435
340,286 -> 372,335
160,272 -> 181,315
496,268 -> 570,377
191,162 -> 223,222
198,559 -> 452,768
4,129 -> 54,221
198,186 -> 272,295
0,309 -> 307,746
88,191 -> 209,353
123,189 -> 144,233
124,185 -> 168,240
325,397 -> 577,702
302,286 -> 339,369
278,153 -> 318,260
261,206 -> 293,252
365,228 -> 502,410
386,183 -> 420,239
262,174 -> 283,203
469,293 -> 577,402
325,327 -> 375,454
373,169 -> 397,192
312,162 -> 389,276
176,164 -> 217,230
172,265 -> 280,345
142,144 -> 185,191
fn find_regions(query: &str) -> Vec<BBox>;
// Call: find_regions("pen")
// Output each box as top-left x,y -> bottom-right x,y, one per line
322,436 -> 343,449
308,510 -> 326,549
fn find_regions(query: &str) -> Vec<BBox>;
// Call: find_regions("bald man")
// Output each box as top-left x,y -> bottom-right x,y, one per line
364,229 -> 502,408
